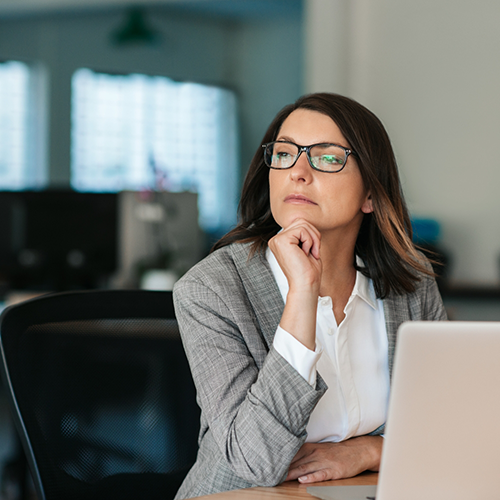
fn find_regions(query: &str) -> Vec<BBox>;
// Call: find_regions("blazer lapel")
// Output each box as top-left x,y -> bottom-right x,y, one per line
230,243 -> 284,350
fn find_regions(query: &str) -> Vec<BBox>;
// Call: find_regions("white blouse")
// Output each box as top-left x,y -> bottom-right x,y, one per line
267,247 -> 389,443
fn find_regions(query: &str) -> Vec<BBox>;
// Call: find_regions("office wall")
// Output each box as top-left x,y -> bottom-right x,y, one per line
306,0 -> 500,286
227,17 -> 304,172
0,6 -> 303,188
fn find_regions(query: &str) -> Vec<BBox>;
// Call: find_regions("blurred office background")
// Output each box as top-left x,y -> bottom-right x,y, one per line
1,0 -> 500,294
0,0 -> 499,497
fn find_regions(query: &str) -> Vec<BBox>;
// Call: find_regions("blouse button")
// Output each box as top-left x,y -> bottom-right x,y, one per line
327,327 -> 335,336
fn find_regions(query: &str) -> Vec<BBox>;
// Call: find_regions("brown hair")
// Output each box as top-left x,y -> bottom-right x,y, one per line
213,92 -> 433,298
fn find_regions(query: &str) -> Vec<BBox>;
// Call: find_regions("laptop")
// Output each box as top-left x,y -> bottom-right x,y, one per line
308,321 -> 500,500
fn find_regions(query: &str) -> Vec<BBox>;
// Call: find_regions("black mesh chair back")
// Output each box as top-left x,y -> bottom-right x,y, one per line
0,290 -> 200,500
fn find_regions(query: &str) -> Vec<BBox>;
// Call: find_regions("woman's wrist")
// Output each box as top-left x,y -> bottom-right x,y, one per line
359,435 -> 383,472
280,289 -> 318,351
286,286 -> 320,303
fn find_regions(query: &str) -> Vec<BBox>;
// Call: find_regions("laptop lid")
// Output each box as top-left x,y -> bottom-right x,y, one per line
377,320 -> 500,500
308,321 -> 500,500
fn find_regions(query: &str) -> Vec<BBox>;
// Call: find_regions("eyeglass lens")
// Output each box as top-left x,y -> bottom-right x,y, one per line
265,142 -> 347,172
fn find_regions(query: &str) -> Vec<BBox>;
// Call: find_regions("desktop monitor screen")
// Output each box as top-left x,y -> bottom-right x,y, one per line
0,190 -> 118,291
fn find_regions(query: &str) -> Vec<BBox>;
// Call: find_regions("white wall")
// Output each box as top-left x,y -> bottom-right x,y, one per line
228,16 -> 304,171
306,0 -> 500,286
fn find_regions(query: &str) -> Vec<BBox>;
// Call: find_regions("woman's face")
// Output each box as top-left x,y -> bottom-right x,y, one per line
269,108 -> 373,238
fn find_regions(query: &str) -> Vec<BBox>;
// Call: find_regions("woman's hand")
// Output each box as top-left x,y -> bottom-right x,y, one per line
285,436 -> 383,484
268,219 -> 322,350
268,218 -> 322,294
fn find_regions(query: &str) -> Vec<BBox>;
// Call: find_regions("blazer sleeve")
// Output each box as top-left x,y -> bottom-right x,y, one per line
420,264 -> 448,321
173,275 -> 327,487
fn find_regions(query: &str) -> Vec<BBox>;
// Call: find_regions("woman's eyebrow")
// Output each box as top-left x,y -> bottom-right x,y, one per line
276,135 -> 295,142
276,136 -> 346,147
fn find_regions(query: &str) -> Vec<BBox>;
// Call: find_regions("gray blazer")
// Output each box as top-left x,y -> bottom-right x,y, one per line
173,242 -> 447,499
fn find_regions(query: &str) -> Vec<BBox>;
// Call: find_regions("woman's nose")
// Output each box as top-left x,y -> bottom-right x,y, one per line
290,151 -> 312,182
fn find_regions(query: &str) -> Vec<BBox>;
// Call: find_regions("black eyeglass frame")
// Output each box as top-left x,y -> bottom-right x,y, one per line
262,141 -> 358,173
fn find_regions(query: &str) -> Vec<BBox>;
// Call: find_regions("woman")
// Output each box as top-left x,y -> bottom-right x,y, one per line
173,93 -> 446,499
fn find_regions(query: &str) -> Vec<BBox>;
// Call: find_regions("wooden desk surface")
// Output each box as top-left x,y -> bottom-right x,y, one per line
193,472 -> 378,500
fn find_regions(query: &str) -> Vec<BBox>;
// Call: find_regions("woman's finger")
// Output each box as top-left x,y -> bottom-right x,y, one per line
271,225 -> 319,261
287,220 -> 321,259
297,470 -> 331,484
281,221 -> 321,258
286,459 -> 321,481
297,230 -> 313,256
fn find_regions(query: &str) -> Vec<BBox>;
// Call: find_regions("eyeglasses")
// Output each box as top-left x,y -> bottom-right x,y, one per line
262,141 -> 357,173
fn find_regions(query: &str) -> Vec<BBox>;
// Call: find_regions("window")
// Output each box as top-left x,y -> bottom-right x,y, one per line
71,69 -> 238,233
0,60 -> 47,190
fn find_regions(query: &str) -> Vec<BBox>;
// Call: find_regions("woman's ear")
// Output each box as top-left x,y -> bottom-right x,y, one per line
361,193 -> 374,214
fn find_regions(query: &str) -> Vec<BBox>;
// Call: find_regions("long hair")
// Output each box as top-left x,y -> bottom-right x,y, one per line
213,92 -> 432,298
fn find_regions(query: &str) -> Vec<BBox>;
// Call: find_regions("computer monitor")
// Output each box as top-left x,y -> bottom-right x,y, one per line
0,190 -> 118,291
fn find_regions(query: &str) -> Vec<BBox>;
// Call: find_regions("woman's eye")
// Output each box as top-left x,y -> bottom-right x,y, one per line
321,155 -> 342,164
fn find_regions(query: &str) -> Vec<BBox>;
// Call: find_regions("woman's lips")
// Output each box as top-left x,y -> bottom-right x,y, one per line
284,194 -> 317,205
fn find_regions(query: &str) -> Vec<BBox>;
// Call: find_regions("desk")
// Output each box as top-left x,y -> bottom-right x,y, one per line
193,472 -> 378,500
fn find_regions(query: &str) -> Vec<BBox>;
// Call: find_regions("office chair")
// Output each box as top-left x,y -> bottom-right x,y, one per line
0,290 -> 200,500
